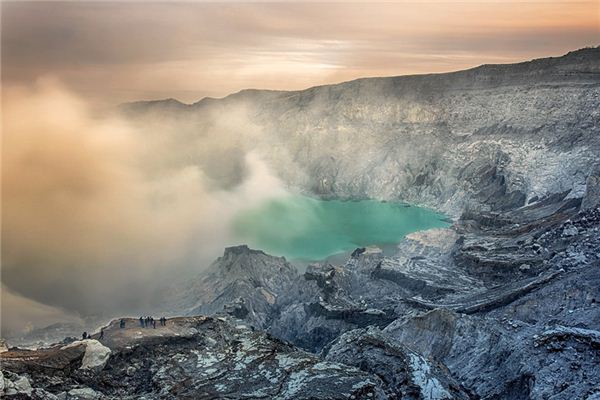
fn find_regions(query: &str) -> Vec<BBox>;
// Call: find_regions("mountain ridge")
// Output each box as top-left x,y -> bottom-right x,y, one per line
121,46 -> 600,110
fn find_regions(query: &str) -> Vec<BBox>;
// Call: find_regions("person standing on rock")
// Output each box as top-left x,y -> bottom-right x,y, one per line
99,328 -> 104,340
82,332 -> 88,340
139,317 -> 144,327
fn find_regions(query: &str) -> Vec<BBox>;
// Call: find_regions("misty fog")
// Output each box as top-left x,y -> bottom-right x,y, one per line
1,79 -> 290,335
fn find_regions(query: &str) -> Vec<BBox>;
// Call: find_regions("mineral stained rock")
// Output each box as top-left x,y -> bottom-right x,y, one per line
1,317 -> 386,399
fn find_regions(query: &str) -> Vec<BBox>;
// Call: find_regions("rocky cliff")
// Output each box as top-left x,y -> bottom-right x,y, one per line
123,46 -> 600,217
167,245 -> 297,329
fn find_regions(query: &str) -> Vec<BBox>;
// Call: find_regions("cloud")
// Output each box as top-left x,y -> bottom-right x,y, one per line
2,2 -> 597,104
1,284 -> 83,339
1,79 -> 286,333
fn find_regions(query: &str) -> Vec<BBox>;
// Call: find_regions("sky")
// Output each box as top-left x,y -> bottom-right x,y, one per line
2,1 -> 598,105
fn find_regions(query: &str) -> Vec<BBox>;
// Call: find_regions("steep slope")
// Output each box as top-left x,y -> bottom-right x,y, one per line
123,47 -> 600,216
167,245 -> 297,329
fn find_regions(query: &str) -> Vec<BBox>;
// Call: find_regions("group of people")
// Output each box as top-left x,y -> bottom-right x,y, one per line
80,316 -> 167,340
139,316 -> 168,329
82,327 -> 105,340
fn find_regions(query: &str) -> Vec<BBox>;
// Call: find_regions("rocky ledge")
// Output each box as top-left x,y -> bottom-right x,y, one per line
1,316 -> 388,399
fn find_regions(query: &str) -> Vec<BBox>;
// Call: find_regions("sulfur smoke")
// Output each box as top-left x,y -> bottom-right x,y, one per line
1,79 -> 287,335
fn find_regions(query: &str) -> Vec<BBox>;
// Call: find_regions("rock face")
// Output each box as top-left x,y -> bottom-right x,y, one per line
268,227 -> 482,353
123,47 -> 600,218
61,340 -> 112,370
324,327 -> 472,400
381,206 -> 600,399
582,166 -> 600,210
1,316 -> 387,399
168,245 -> 297,329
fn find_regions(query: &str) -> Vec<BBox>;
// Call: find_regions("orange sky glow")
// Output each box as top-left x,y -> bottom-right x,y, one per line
2,1 -> 598,105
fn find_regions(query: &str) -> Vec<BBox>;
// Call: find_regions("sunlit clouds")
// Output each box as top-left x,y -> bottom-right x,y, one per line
2,1 -> 597,105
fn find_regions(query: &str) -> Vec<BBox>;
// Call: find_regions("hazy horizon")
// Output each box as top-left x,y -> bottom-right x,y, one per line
2,1 -> 598,106
121,45 -> 600,106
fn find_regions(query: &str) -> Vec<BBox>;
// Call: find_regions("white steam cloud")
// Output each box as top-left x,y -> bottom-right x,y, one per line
1,79 -> 287,334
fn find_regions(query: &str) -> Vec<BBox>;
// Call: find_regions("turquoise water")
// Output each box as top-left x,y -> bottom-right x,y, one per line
232,195 -> 449,261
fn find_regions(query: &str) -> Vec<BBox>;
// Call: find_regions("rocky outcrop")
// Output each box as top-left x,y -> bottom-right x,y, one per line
1,316 -> 388,399
268,227 -> 485,352
61,340 -> 111,370
535,326 -> 600,349
383,256 -> 600,399
324,327 -> 473,400
167,245 -> 297,328
582,165 -> 600,210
